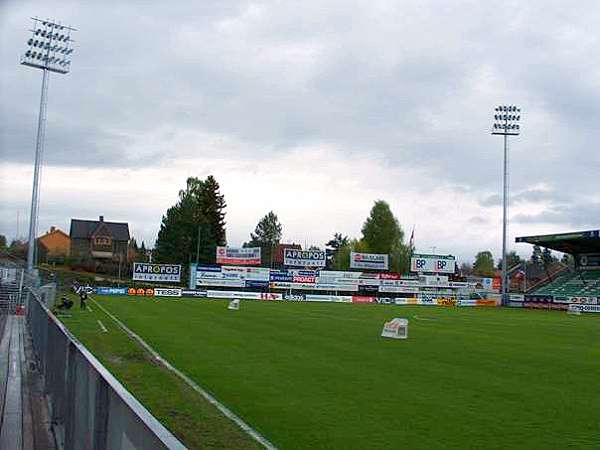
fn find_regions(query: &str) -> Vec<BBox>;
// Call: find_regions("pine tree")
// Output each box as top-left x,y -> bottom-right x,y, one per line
154,176 -> 227,265
530,245 -> 543,266
245,211 -> 282,266
542,247 -> 553,267
326,233 -> 349,268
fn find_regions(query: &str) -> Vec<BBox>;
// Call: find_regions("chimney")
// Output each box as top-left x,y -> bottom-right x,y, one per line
50,226 -> 56,232
99,215 -> 104,222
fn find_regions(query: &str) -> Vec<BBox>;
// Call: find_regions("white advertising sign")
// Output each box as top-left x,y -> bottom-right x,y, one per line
284,249 -> 326,267
207,290 -> 283,300
154,288 -> 182,297
410,254 -> 456,274
216,246 -> 261,265
197,279 -> 245,288
381,318 -> 408,339
350,252 -> 389,270
133,263 -> 181,282
305,294 -> 353,303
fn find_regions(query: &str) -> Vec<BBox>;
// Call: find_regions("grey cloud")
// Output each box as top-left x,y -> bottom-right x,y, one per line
2,0 -> 600,250
513,201 -> 600,226
479,194 -> 502,207
468,216 -> 488,225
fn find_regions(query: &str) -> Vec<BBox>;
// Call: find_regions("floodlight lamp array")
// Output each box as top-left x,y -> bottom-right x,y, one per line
492,105 -> 521,135
21,17 -> 76,74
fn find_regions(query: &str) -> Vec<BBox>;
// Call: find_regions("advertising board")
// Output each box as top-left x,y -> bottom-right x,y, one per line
351,296 -> 377,303
245,280 -> 269,289
579,253 -> 600,269
128,288 -> 155,297
318,271 -> 363,280
284,249 -> 326,267
133,263 -> 181,282
410,254 -> 455,274
284,293 -> 306,301
569,296 -> 597,305
216,246 -> 261,265
181,290 -> 207,297
379,285 -> 420,293
196,279 -> 245,288
270,270 -> 294,282
154,288 -> 182,297
206,290 -> 283,300
96,287 -> 128,296
350,252 -> 389,270
304,294 -> 352,303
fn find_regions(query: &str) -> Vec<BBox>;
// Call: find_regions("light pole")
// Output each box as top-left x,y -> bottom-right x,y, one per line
21,17 -> 76,272
491,105 -> 521,305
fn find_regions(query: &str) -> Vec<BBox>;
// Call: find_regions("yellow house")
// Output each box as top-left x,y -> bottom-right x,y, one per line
37,226 -> 70,263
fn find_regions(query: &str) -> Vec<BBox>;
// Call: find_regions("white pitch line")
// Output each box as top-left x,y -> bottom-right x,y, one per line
97,319 -> 108,333
89,296 -> 276,450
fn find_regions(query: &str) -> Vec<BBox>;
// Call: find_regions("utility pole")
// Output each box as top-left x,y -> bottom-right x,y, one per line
195,224 -> 202,264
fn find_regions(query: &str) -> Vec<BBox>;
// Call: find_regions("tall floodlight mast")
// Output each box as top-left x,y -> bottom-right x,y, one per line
491,105 -> 521,306
21,18 -> 76,272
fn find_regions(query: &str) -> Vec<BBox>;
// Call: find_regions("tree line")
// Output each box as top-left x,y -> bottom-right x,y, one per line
153,176 -> 411,271
466,245 -> 571,277
0,174 -> 571,276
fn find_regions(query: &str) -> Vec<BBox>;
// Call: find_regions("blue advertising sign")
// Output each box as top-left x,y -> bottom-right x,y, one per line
245,280 -> 269,289
96,287 -> 128,296
270,270 -> 294,282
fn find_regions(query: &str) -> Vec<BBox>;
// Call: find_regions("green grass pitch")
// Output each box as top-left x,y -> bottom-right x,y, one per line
62,296 -> 600,449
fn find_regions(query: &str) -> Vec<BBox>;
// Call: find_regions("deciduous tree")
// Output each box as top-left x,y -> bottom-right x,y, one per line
473,251 -> 495,277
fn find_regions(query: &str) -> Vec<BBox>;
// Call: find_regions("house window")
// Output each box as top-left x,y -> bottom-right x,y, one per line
94,237 -> 111,246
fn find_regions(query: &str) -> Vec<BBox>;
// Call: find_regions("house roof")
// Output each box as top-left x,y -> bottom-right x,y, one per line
39,227 -> 70,241
70,218 -> 130,241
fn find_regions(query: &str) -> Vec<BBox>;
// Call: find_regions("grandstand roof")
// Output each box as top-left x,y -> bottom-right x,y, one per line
515,229 -> 600,254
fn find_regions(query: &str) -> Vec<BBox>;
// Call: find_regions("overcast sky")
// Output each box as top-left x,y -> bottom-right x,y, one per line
1,0 -> 599,264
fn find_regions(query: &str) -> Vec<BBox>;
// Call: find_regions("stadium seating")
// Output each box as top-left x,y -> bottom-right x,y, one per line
532,270 -> 600,297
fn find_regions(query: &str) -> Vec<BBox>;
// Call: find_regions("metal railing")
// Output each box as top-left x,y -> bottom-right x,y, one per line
26,285 -> 187,450
0,261 -> 32,314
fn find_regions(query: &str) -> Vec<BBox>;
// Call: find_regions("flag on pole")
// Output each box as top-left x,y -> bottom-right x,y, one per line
409,226 -> 415,254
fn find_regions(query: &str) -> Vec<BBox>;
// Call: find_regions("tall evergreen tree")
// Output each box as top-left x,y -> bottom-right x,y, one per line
0,235 -> 7,250
245,211 -> 282,266
542,247 -> 554,266
154,176 -> 226,264
326,233 -> 349,268
530,244 -> 543,266
497,251 -> 521,269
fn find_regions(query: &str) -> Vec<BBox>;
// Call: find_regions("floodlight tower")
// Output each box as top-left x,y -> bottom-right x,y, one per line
21,18 -> 76,272
491,105 -> 521,305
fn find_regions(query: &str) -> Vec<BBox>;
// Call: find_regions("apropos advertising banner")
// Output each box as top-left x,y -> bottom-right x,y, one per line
216,246 -> 261,265
350,252 -> 389,270
133,263 -> 181,282
284,249 -> 326,267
